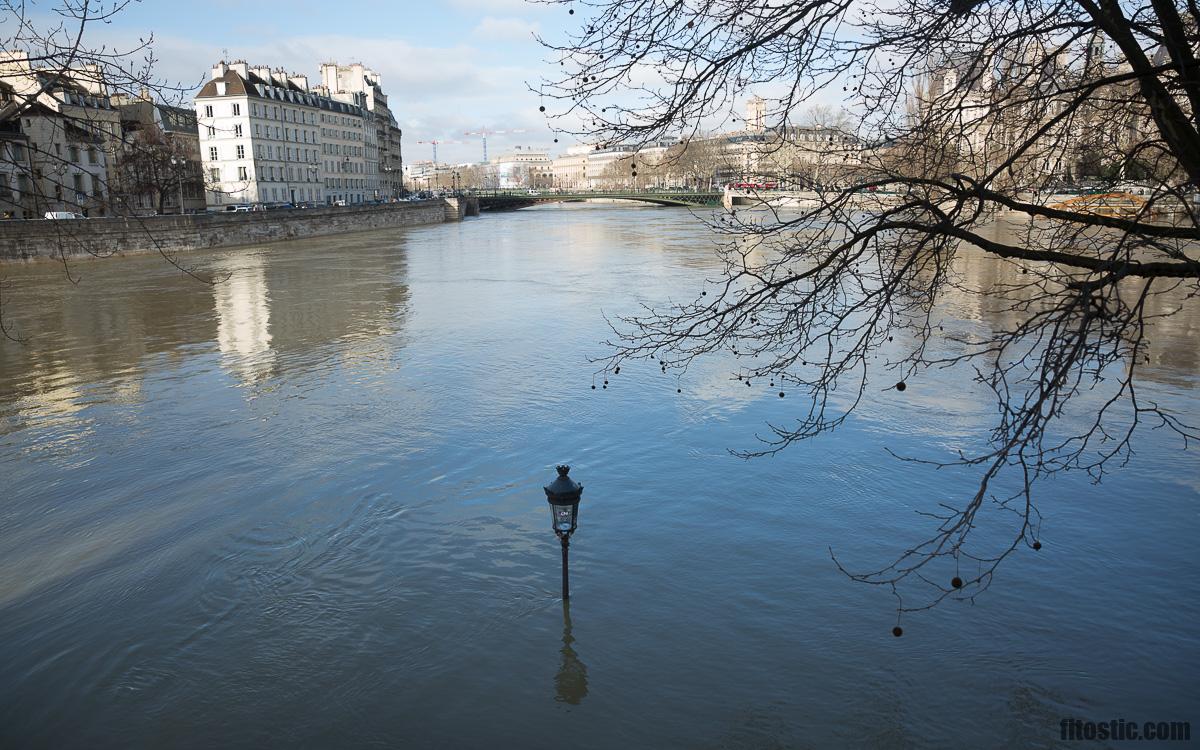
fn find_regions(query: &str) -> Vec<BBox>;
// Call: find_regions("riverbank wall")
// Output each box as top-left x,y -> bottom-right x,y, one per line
0,198 -> 478,262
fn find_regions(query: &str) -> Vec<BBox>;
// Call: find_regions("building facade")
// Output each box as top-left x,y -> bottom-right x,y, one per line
491,147 -> 552,189
319,62 -> 402,197
195,61 -> 382,208
0,51 -> 116,216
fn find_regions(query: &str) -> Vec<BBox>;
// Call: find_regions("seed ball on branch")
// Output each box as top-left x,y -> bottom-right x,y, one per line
1032,540 -> 1042,550
892,626 -> 903,637
895,381 -> 907,392
951,576 -> 963,589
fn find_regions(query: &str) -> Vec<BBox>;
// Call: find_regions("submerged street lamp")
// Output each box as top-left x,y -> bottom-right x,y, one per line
544,465 -> 584,599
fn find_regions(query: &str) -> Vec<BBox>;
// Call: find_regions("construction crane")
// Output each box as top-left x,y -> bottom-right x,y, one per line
415,139 -> 460,164
463,128 -> 526,163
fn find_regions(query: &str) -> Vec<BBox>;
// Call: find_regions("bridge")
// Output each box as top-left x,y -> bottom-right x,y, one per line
476,190 -> 723,211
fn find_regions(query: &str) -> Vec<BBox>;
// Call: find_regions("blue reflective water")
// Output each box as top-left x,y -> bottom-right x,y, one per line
1,205 -> 1197,749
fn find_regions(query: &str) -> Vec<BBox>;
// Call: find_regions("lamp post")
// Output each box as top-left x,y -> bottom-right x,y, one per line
170,156 -> 186,214
544,465 -> 583,599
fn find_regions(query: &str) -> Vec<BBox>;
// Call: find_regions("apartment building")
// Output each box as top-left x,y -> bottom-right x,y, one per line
0,52 -> 116,216
319,62 -> 402,197
195,60 -> 378,207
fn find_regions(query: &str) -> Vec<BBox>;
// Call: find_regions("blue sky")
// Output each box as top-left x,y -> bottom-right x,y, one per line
99,0 -> 575,164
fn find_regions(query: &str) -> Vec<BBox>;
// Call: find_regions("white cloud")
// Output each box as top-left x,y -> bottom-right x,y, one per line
471,17 -> 540,43
447,0 -> 548,12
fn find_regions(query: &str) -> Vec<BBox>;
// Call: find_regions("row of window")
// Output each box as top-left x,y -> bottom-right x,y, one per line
3,138 -> 102,166
1,172 -> 104,197
207,144 -> 379,173
201,102 -> 367,128
320,128 -> 364,142
209,165 -> 377,187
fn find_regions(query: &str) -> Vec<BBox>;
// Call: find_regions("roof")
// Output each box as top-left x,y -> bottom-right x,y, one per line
196,69 -> 368,117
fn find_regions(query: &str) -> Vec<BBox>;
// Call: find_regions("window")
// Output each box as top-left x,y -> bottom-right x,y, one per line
236,145 -> 245,159
204,105 -> 213,117
73,173 -> 84,194
87,148 -> 97,164
231,103 -> 241,116
209,167 -> 220,182
207,126 -> 215,137
208,146 -> 218,161
68,145 -> 80,162
254,124 -> 260,136
11,143 -> 23,160
238,166 -> 248,180
16,174 -> 28,193
252,104 -> 258,117
233,124 -> 243,137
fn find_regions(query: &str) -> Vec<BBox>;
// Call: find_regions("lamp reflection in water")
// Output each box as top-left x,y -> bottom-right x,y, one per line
554,600 -> 588,705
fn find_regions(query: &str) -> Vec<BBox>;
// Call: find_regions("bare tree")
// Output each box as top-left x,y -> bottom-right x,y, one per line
539,0 -> 1200,627
0,0 -> 204,340
116,117 -> 196,215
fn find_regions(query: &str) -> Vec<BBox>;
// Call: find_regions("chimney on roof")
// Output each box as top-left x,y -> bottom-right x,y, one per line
229,61 -> 248,77
211,61 -> 228,80
289,74 -> 309,92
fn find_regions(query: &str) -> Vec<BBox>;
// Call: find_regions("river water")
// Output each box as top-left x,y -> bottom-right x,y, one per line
1,205 -> 1197,749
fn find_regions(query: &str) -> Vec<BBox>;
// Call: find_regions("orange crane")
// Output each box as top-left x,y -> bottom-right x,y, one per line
415,139 -> 460,164
463,128 -> 526,162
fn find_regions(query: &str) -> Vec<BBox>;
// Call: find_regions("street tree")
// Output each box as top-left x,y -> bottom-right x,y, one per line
116,120 -> 196,215
539,0 -> 1200,623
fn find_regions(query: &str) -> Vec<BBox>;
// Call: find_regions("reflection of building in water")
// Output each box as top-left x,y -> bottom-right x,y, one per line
934,226 -> 1199,390
213,253 -> 276,384
209,236 -> 413,384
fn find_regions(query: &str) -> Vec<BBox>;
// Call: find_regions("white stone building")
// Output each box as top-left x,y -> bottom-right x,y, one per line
0,51 -> 116,216
491,146 -> 552,189
318,62 -> 402,197
195,60 -> 382,207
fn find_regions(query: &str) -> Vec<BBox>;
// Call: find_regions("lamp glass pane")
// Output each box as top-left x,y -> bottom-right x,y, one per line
551,503 -> 575,532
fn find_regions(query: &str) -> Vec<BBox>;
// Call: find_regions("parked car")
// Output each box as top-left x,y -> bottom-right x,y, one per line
44,211 -> 85,219
223,204 -> 252,212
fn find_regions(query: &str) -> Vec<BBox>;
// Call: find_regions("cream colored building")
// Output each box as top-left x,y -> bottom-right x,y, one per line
491,147 -> 552,189
319,62 -> 402,197
196,60 -> 383,207
0,51 -> 117,215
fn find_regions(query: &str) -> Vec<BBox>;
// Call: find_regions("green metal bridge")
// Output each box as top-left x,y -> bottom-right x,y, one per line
476,190 -> 723,210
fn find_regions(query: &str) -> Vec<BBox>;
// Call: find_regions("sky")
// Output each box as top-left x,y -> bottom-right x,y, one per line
86,0 -> 578,165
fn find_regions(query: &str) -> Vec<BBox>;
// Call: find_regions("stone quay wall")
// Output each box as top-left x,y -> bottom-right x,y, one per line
0,199 -> 466,262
